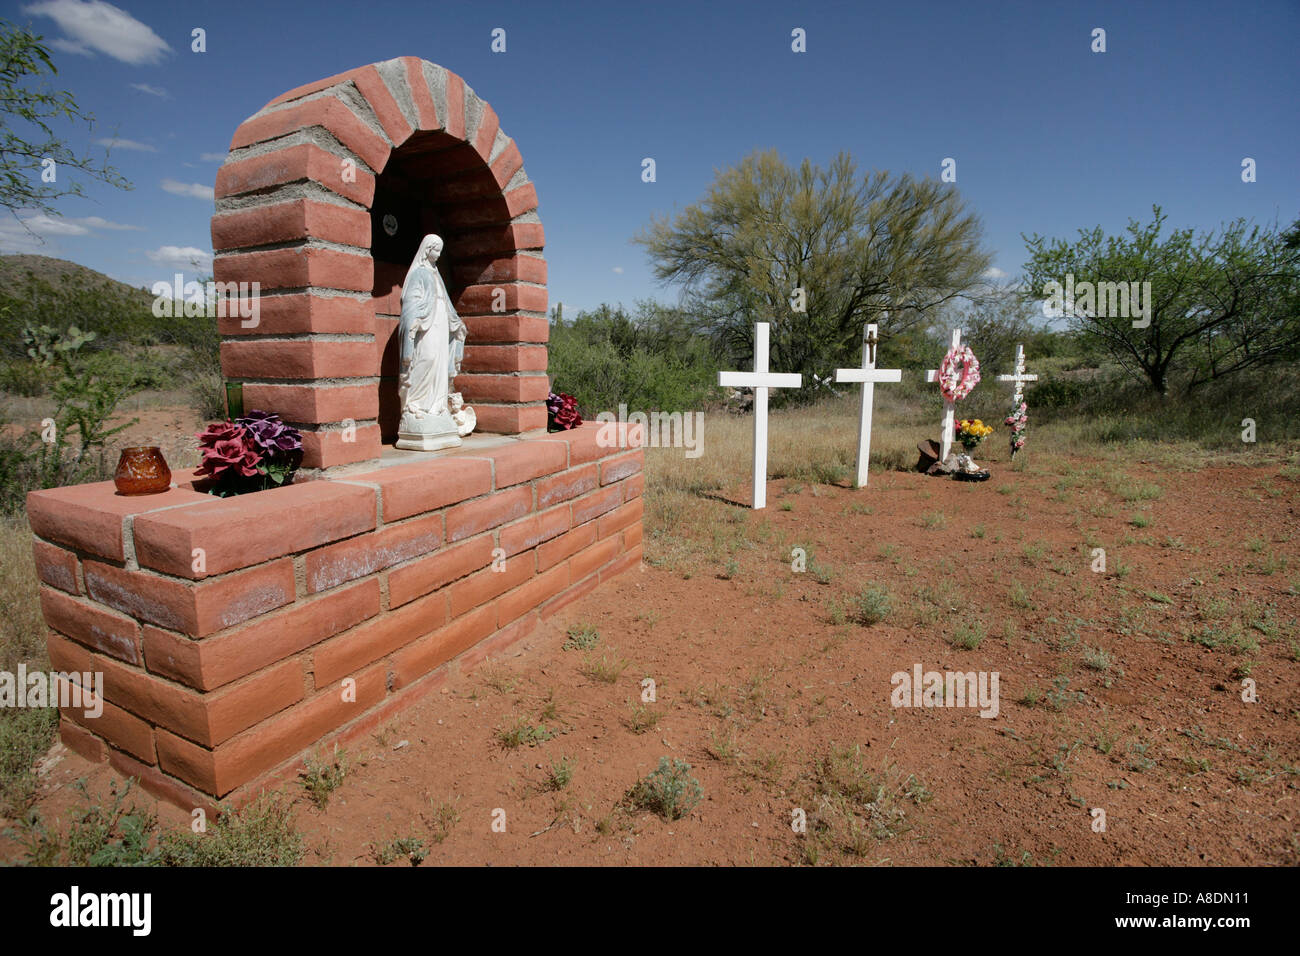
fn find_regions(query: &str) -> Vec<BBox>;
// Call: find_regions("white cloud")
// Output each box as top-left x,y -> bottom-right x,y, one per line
0,211 -> 141,252
130,82 -> 168,98
23,0 -> 171,65
146,245 -> 212,269
77,215 -> 143,231
199,152 -> 226,163
612,266 -> 624,274
983,267 -> 1008,280
161,179 -> 215,201
95,136 -> 156,152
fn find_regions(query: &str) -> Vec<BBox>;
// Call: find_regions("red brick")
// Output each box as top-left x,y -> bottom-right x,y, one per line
572,485 -> 624,526
211,199 -> 370,251
462,344 -> 547,373
600,450 -> 644,486
300,426 -> 382,470
267,66 -> 366,107
444,72 -> 466,139
496,564 -> 568,625
456,373 -> 550,403
454,283 -> 548,315
215,142 -> 375,207
461,315 -> 549,343
598,498 -> 644,540
452,222 -> 545,258
465,440 -> 566,489
387,536 -> 493,608
447,560 -> 531,619
41,586 -> 140,664
623,522 -> 643,551
217,293 -> 375,337
403,57 -> 440,130
500,505 -> 569,558
352,65 -> 413,147
306,512 -> 441,593
570,536 -> 621,582
60,718 -> 106,763
97,653 -> 302,747
354,457 -> 492,522
536,523 -> 596,572
84,559 -> 295,638
26,482 -> 210,562
56,674 -> 156,764
450,254 -> 546,286
562,421 -> 646,466
32,539 -> 78,594
135,482 -> 375,579
539,572 -> 601,620
536,464 -> 598,509
312,590 -> 446,685
624,473 -> 645,500
389,603 -> 495,689
445,486 -> 531,542
108,749 -> 219,818
601,544 -> 644,583
491,142 -> 525,189
213,247 -> 373,295
458,613 -> 537,672
472,103 -> 500,161
143,578 -> 380,690
157,664 -> 386,796
231,95 -> 391,173
473,404 -> 547,435
240,383 -> 377,423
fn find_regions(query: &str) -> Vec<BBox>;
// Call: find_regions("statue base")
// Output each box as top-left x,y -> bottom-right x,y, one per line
396,409 -> 463,452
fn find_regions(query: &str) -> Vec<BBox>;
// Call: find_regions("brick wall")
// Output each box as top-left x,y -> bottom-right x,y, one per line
27,424 -> 644,810
211,57 -> 548,472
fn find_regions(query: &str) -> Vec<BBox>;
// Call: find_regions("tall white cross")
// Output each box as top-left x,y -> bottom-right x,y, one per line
925,328 -> 964,463
997,343 -> 1038,458
834,322 -> 902,488
717,321 -> 802,509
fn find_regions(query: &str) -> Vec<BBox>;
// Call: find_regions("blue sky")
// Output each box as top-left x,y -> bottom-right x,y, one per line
2,0 -> 1297,317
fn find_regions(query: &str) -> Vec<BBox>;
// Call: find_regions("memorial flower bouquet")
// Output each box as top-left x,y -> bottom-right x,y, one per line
1004,402 -> 1028,454
195,410 -> 303,496
547,391 -> 582,431
956,418 -> 993,451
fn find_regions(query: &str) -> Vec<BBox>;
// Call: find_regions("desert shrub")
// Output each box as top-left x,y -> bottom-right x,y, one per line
547,301 -> 719,417
850,586 -> 892,626
626,757 -> 703,820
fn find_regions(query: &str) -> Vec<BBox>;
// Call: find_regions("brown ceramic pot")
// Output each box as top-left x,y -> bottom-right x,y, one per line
114,446 -> 171,495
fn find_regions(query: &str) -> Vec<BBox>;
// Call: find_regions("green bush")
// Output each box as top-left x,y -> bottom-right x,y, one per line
626,757 -> 704,820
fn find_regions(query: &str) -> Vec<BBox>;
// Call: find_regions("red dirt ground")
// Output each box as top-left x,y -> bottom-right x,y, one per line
8,418 -> 1298,866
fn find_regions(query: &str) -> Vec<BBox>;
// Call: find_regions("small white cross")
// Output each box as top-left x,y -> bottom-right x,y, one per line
834,322 -> 902,488
718,322 -> 802,509
996,343 -> 1038,405
997,343 -> 1038,458
925,328 -> 964,462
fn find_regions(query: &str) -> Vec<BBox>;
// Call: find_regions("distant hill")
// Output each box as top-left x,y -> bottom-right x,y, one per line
0,255 -> 213,356
0,254 -> 153,303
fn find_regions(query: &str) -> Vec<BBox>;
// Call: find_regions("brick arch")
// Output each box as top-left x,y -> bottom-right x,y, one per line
210,57 -> 548,472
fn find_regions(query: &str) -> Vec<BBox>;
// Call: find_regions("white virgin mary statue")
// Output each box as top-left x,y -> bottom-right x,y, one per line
396,234 -> 474,451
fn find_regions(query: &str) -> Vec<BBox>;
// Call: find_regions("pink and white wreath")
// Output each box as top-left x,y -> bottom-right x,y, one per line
938,345 -> 981,402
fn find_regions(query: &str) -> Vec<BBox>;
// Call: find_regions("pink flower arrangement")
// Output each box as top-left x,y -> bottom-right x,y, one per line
196,411 -> 303,495
547,392 -> 582,431
1004,401 -> 1028,454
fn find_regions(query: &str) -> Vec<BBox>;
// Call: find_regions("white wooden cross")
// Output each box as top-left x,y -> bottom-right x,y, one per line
717,321 -> 802,509
925,328 -> 964,463
996,343 -> 1038,405
997,343 -> 1038,458
834,322 -> 902,488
